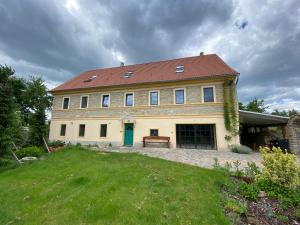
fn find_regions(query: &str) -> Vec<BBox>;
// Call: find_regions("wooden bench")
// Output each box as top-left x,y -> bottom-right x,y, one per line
143,136 -> 170,148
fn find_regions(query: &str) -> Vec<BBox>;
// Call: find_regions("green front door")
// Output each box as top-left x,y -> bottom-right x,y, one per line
124,123 -> 134,146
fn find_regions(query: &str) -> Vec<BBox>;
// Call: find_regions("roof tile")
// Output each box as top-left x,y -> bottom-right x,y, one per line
51,54 -> 238,92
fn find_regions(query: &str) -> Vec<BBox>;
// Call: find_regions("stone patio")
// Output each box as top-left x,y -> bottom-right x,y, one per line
99,147 -> 300,169
100,147 -> 263,169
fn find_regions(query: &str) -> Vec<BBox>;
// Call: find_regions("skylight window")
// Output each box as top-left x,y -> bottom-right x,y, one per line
123,71 -> 133,78
84,75 -> 97,83
175,65 -> 184,73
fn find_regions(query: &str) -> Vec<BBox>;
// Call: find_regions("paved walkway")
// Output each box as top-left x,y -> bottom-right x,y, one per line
101,147 -> 264,169
100,147 -> 300,169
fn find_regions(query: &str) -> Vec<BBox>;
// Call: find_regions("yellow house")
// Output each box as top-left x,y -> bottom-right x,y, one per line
49,54 -> 239,150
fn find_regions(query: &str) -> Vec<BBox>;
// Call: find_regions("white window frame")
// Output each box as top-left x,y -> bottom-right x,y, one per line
149,90 -> 160,106
80,95 -> 89,109
101,93 -> 110,108
202,85 -> 216,103
62,97 -> 70,110
174,88 -> 186,105
124,92 -> 134,107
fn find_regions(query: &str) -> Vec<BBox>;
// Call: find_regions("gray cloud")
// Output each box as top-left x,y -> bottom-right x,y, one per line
0,0 -> 299,111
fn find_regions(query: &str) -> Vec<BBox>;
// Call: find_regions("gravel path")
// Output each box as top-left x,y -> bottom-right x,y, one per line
102,147 -> 264,169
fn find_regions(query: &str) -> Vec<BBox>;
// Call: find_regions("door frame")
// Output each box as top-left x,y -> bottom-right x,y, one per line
124,123 -> 134,146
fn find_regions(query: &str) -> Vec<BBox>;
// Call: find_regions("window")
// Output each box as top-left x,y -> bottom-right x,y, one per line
79,124 -> 85,137
60,124 -> 66,136
150,91 -> 158,105
100,124 -> 107,137
150,129 -> 158,137
125,93 -> 133,106
81,96 -> 88,108
175,89 -> 185,104
62,97 -> 69,109
175,65 -> 184,73
203,87 -> 215,103
101,94 -> 110,107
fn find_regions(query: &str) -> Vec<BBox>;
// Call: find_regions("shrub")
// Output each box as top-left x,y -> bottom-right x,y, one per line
225,198 -> 247,215
0,158 -> 14,167
0,158 -> 18,172
244,162 -> 261,179
257,146 -> 300,189
230,144 -> 252,154
275,214 -> 289,223
239,182 -> 259,201
48,140 -> 65,148
294,208 -> 300,220
16,146 -> 44,158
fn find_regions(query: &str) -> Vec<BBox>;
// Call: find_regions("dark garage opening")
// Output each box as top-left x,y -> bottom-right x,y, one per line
176,124 -> 216,150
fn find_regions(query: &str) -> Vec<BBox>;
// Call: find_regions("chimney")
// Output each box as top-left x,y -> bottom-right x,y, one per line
120,62 -> 125,67
200,52 -> 204,56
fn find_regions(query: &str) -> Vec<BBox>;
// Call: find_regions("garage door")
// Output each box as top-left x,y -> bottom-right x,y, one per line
176,124 -> 216,150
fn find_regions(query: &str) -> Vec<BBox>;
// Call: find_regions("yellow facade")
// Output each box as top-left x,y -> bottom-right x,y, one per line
49,78 -> 240,150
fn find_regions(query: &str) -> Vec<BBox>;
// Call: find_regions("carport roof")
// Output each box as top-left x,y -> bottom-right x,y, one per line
239,110 -> 289,126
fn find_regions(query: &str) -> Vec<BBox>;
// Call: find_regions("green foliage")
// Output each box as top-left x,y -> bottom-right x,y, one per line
15,146 -> 44,158
230,144 -> 252,154
225,198 -> 247,215
11,111 -> 25,147
48,140 -> 65,148
0,158 -> 18,172
239,182 -> 259,201
0,65 -> 15,156
28,108 -> 47,146
0,158 -> 14,167
240,98 -> 268,113
25,77 -> 52,147
244,162 -> 261,179
11,77 -> 29,125
275,214 -> 289,222
257,146 -> 300,188
294,208 -> 300,220
223,81 -> 239,139
272,109 -> 299,117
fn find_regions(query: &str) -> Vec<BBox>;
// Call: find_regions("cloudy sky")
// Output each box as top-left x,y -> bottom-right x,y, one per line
0,0 -> 299,111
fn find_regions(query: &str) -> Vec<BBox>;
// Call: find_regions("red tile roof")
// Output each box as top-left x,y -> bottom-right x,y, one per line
51,54 -> 238,92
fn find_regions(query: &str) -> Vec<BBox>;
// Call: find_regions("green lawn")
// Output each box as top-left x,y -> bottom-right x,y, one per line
0,147 -> 230,225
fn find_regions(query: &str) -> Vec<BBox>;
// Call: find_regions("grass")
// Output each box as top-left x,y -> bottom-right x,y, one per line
0,146 -> 230,225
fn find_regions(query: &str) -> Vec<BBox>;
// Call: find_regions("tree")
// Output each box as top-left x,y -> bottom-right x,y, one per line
25,77 -> 52,146
246,98 -> 268,113
0,65 -> 15,156
239,98 -> 268,113
11,77 -> 30,125
272,109 -> 299,117
238,102 -> 246,110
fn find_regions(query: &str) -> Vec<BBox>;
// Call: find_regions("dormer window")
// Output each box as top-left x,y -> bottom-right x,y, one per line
123,71 -> 133,78
175,65 -> 184,73
84,75 -> 97,82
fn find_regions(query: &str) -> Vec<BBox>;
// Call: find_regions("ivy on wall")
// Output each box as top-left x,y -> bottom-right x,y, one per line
223,80 -> 239,142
